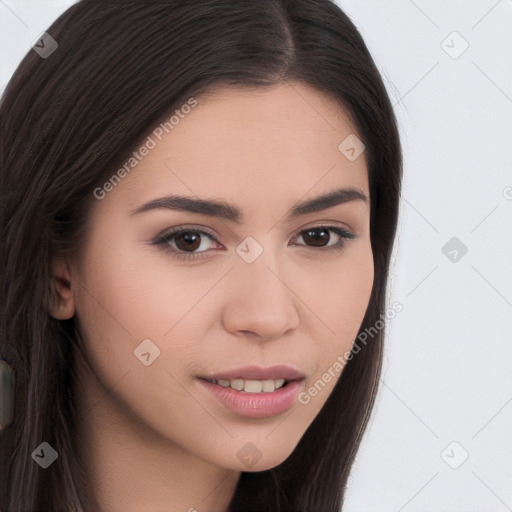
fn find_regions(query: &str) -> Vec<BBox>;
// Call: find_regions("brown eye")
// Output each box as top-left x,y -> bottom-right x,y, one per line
173,231 -> 203,252
293,226 -> 355,250
301,228 -> 331,247
151,227 -> 219,261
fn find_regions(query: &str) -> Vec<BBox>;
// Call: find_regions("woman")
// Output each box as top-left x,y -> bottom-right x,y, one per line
0,0 -> 402,510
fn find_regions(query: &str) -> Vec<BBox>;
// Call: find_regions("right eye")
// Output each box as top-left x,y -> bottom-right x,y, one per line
150,227 -> 222,261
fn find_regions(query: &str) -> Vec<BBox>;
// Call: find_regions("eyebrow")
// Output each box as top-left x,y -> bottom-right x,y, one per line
129,187 -> 368,224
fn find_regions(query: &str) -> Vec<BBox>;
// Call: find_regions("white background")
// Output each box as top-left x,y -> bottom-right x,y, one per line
1,1 -> 511,511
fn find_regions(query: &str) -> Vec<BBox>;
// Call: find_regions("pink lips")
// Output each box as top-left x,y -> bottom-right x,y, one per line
198,364 -> 305,419
202,364 -> 305,382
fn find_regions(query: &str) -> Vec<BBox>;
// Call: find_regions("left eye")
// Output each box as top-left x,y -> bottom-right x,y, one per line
150,225 -> 356,261
292,226 -> 355,249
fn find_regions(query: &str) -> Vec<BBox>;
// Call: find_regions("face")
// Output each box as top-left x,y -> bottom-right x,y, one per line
55,82 -> 373,472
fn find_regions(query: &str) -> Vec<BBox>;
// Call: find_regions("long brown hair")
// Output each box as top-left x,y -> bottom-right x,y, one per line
0,1 -> 402,510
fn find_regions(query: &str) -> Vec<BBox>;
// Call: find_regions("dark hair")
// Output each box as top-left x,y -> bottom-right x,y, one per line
0,0 -> 402,510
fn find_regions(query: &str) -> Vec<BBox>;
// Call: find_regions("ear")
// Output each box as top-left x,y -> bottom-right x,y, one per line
48,257 -> 76,320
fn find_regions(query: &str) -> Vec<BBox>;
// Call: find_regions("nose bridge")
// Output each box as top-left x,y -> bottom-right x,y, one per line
221,242 -> 300,340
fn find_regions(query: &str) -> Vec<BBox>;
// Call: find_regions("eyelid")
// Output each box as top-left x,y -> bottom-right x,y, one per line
287,219 -> 356,239
150,224 -> 221,246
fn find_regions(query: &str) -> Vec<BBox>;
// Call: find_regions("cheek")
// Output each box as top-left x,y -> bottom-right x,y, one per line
302,243 -> 374,345
75,237 -> 181,339
72,243 -> 164,381
72,252 -> 201,432
295,244 -> 374,406
72,237 -> 217,405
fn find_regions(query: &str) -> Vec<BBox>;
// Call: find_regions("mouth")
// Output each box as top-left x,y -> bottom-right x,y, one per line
197,364 -> 305,418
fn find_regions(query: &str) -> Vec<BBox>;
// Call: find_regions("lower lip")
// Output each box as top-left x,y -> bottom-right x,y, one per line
199,379 -> 302,418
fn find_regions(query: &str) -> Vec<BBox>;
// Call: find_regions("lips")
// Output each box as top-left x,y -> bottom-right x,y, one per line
198,364 -> 306,417
198,365 -> 305,418
201,364 -> 305,382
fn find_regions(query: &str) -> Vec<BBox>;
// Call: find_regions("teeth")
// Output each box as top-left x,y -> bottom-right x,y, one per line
261,379 -> 275,392
208,377 -> 288,393
231,378 -> 244,391
244,380 -> 263,393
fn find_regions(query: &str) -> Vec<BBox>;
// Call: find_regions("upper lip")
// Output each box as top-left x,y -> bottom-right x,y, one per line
202,364 -> 305,381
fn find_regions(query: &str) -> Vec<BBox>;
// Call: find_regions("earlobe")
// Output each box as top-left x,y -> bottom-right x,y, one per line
48,257 -> 76,320
49,300 -> 75,320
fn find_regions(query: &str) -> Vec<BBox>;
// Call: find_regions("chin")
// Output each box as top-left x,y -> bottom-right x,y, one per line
221,438 -> 300,473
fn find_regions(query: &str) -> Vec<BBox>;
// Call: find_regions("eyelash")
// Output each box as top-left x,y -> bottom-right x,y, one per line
150,225 -> 356,261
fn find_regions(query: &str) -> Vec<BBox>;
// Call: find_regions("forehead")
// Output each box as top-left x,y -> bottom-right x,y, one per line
162,82 -> 360,158
97,82 -> 369,216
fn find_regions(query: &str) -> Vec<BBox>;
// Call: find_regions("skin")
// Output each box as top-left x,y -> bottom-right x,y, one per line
49,81 -> 373,512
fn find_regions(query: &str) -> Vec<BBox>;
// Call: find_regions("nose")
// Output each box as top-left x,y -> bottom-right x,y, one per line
221,252 -> 300,343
